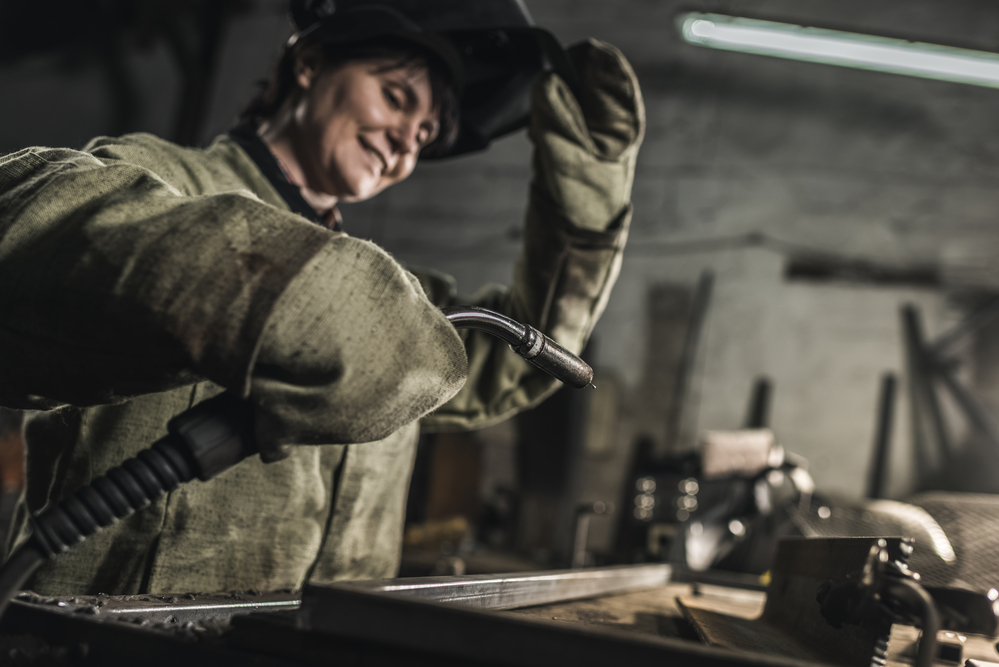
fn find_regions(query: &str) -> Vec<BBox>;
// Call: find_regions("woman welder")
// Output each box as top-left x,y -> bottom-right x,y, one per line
0,0 -> 645,595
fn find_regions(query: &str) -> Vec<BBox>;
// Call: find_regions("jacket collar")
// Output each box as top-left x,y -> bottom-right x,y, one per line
227,123 -> 343,232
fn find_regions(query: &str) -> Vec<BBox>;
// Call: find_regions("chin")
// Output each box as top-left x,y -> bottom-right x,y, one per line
339,175 -> 385,202
327,161 -> 380,201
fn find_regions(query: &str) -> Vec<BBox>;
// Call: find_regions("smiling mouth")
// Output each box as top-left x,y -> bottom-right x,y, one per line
358,137 -> 387,174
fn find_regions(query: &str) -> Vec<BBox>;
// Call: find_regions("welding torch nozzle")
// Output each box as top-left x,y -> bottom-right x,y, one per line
442,306 -> 594,389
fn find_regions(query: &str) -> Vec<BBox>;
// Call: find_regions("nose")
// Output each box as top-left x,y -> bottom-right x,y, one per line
387,116 -> 422,157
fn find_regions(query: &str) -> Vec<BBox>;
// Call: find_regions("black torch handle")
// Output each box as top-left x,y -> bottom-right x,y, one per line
442,306 -> 594,389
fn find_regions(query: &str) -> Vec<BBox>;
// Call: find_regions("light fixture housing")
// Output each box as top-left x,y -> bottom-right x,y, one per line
678,12 -> 999,89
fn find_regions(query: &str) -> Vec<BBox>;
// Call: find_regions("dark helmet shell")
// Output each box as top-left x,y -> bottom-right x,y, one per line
286,0 -> 578,159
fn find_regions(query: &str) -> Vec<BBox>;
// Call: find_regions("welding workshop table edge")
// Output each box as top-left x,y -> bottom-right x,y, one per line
229,567 -> 829,667
0,562 -> 823,666
0,598 -> 301,667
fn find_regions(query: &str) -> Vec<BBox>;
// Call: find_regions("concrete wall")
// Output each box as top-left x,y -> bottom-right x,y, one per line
3,0 -> 998,507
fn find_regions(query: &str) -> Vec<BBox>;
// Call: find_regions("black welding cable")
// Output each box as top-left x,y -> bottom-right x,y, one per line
0,392 -> 257,621
887,577 -> 940,667
0,434 -> 198,619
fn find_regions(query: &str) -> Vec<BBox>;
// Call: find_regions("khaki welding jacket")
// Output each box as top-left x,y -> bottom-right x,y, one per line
0,38 -> 643,594
0,131 -> 629,595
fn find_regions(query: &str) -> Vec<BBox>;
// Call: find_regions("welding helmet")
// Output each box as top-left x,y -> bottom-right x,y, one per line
288,0 -> 579,158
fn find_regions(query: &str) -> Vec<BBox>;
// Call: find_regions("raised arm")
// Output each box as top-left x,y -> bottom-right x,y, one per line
422,38 -> 646,430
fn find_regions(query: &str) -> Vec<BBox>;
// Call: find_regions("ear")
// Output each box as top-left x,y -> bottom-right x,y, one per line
294,47 -> 323,90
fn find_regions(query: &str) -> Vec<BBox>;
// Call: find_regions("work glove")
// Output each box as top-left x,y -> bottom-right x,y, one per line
394,40 -> 645,431
250,236 -> 468,462
529,38 -> 645,232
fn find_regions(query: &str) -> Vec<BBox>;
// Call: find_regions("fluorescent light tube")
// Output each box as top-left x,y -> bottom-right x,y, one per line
678,12 -> 999,89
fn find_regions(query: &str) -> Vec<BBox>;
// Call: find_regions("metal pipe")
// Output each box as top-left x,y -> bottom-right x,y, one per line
866,373 -> 896,499
901,305 -> 952,477
444,306 -> 528,345
443,306 -> 594,389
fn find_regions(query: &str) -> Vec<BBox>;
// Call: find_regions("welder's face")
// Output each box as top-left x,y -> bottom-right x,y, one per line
294,57 -> 440,202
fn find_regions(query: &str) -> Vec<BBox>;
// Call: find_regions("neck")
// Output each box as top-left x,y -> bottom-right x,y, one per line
258,107 -> 338,215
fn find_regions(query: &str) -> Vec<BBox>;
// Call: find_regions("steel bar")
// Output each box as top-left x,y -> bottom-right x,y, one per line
902,306 -> 932,484
332,563 -> 671,611
866,373 -> 896,499
901,305 -> 952,478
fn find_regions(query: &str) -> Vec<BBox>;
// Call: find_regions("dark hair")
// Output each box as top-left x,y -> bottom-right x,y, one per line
241,36 -> 460,158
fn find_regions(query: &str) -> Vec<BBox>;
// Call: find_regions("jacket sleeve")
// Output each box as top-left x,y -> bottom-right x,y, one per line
0,145 -> 467,459
420,39 -> 645,431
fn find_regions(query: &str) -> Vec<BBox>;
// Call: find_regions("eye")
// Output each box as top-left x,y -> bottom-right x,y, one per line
383,86 -> 403,110
418,122 -> 439,147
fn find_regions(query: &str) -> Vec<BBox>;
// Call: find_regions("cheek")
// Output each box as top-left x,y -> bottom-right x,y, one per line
310,115 -> 360,187
384,154 -> 418,185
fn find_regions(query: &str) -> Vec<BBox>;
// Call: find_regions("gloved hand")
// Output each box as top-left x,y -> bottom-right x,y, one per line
529,38 -> 645,232
250,236 -> 468,462
403,40 -> 645,432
